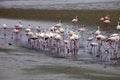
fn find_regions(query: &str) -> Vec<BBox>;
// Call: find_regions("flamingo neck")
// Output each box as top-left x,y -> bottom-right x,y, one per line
97,26 -> 100,31
118,22 -> 120,25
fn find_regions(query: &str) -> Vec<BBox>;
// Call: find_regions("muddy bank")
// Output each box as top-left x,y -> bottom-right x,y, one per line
0,9 -> 120,26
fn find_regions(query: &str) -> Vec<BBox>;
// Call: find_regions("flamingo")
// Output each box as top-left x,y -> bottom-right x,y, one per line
36,25 -> 41,33
106,34 -> 120,61
12,28 -> 20,42
2,24 -> 7,37
69,33 -> 79,56
64,40 -> 70,54
79,25 -> 86,40
100,15 -> 111,30
104,19 -> 111,24
54,20 -> 62,28
100,17 -> 105,27
87,32 -> 94,47
72,16 -> 78,24
90,42 -> 98,61
100,17 -> 104,22
79,25 -> 86,33
27,31 -> 39,48
104,15 -> 111,21
117,22 -> 120,30
54,33 -> 62,53
43,31 -> 51,51
96,34 -> 107,58
59,27 -> 64,33
72,16 -> 78,30
15,21 -> 23,29
95,26 -> 101,35
25,27 -> 31,33
103,15 -> 111,29
119,16 -> 120,21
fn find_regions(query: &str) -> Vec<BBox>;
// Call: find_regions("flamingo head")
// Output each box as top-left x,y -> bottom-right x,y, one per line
59,20 -> 62,23
100,17 -> 104,21
64,40 -> 68,44
76,16 -> 79,19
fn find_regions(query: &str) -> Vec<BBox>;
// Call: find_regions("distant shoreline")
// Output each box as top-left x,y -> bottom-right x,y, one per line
0,8 -> 120,26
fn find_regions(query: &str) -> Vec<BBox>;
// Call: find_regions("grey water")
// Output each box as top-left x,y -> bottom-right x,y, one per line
0,0 -> 120,10
0,1 -> 120,80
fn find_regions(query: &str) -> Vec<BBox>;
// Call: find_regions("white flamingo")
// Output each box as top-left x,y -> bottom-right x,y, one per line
3,23 -> 7,29
15,21 -> 23,29
95,26 -> 101,35
87,32 -> 94,47
54,33 -> 62,53
79,25 -> 86,40
79,25 -> 86,33
64,40 -> 70,54
12,28 -> 20,42
27,31 -> 39,48
36,26 -> 41,33
72,16 -> 78,24
69,33 -> 79,55
117,22 -> 120,30
25,27 -> 31,33
90,42 -> 98,61
54,20 -> 62,28
2,24 -> 7,37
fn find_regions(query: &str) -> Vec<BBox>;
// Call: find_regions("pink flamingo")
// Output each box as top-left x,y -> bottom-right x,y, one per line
104,15 -> 111,30
104,19 -> 111,29
100,17 -> 105,28
12,28 -> 20,42
100,15 -> 111,30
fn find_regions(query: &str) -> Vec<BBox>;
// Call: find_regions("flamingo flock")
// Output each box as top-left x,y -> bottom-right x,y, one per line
100,15 -> 111,30
0,15 -> 120,62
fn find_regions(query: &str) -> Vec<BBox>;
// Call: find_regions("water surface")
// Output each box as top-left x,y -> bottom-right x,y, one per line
0,0 -> 120,10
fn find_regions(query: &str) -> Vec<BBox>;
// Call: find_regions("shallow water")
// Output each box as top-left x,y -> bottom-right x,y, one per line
0,0 -> 120,10
0,18 -> 120,80
0,18 -> 118,60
